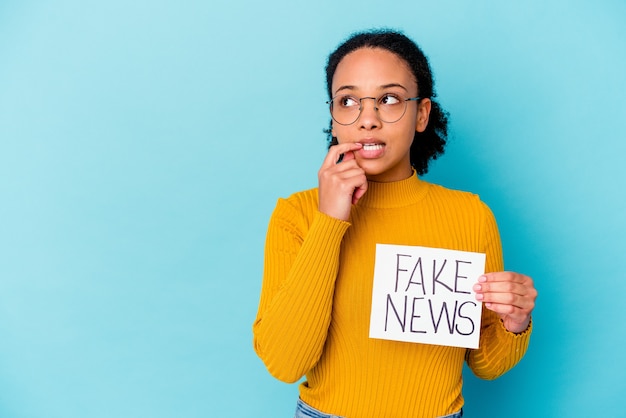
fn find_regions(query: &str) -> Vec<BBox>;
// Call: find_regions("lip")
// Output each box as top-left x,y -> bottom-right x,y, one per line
356,140 -> 386,159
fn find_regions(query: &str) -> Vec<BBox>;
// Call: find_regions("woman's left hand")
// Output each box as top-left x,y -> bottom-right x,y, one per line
473,272 -> 537,334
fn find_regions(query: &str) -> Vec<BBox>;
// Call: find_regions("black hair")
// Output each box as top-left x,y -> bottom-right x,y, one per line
325,29 -> 449,176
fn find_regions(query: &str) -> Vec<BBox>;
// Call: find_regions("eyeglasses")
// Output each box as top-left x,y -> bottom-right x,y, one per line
327,93 -> 421,126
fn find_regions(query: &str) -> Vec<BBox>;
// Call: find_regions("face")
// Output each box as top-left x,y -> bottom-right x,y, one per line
331,47 -> 431,182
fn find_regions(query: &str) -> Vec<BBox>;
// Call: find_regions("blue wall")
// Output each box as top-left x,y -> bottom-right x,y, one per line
1,1 -> 625,417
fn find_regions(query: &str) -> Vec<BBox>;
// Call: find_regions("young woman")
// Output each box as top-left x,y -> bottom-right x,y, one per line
253,29 -> 537,418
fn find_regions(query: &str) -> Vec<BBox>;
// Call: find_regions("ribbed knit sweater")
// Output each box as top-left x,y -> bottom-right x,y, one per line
253,174 -> 531,418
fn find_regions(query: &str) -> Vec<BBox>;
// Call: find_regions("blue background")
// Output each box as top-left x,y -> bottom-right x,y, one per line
1,1 -> 625,417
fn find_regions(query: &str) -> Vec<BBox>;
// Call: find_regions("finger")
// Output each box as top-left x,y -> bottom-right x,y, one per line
322,143 -> 362,168
475,273 -> 537,303
479,272 -> 532,285
475,289 -> 536,319
477,291 -> 534,310
473,280 -> 529,297
339,149 -> 356,163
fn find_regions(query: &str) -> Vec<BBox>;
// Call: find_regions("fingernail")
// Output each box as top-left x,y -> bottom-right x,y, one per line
478,275 -> 487,283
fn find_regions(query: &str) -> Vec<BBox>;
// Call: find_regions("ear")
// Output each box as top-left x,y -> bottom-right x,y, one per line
415,98 -> 432,133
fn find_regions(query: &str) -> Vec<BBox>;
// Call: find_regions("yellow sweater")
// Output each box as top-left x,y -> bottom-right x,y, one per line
253,174 -> 531,418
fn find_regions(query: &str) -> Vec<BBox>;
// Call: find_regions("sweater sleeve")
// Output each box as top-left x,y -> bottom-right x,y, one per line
252,197 -> 350,383
465,201 -> 532,380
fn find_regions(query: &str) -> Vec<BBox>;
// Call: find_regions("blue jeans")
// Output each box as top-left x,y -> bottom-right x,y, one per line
294,399 -> 344,418
294,398 -> 463,418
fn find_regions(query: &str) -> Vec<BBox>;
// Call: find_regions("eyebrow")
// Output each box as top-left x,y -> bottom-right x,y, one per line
333,83 -> 410,96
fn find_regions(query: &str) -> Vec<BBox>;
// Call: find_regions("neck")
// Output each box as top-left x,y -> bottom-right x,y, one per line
358,170 -> 430,209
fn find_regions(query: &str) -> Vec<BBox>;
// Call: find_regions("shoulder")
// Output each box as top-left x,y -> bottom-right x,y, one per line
277,187 -> 319,214
423,182 -> 502,256
270,188 -> 320,231
423,181 -> 496,223
426,181 -> 487,206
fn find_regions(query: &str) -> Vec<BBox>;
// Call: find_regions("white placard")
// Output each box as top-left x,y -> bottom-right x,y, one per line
369,244 -> 486,349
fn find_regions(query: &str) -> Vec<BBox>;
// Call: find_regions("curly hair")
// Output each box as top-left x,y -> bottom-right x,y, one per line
324,29 -> 449,176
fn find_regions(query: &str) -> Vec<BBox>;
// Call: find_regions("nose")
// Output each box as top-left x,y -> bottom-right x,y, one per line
358,97 -> 381,128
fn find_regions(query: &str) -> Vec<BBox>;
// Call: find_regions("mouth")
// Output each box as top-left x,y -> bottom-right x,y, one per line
361,143 -> 385,151
357,141 -> 386,159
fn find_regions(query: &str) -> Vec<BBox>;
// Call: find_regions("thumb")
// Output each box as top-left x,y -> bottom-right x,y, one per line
352,181 -> 368,204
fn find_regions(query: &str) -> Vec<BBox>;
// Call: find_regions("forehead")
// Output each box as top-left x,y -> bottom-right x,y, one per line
332,47 -> 416,94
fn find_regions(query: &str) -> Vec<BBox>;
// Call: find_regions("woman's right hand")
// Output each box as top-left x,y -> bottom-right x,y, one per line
318,142 -> 368,221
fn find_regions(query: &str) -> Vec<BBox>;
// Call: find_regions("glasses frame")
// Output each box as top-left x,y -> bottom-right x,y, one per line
326,94 -> 422,126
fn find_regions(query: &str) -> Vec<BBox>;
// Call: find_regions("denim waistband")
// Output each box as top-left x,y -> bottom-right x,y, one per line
294,398 -> 343,418
294,398 -> 462,418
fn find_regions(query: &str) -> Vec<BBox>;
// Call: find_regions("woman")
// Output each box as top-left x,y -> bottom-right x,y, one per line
253,29 -> 537,418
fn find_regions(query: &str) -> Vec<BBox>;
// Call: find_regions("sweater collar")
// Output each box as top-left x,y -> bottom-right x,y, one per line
358,171 -> 430,209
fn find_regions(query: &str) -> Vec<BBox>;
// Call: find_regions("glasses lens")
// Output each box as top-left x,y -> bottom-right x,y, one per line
331,95 -> 360,125
377,93 -> 406,123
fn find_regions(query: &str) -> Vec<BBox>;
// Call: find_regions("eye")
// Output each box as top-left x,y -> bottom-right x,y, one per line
379,93 -> 402,106
337,95 -> 359,108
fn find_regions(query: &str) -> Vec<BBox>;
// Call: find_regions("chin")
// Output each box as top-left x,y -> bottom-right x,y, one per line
362,161 -> 413,182
359,163 -> 385,177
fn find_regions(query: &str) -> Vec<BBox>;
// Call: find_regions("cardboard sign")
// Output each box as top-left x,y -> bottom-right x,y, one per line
369,244 -> 486,349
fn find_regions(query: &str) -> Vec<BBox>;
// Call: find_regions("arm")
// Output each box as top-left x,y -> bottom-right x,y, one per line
466,202 -> 535,379
253,201 -> 349,383
253,143 -> 367,383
